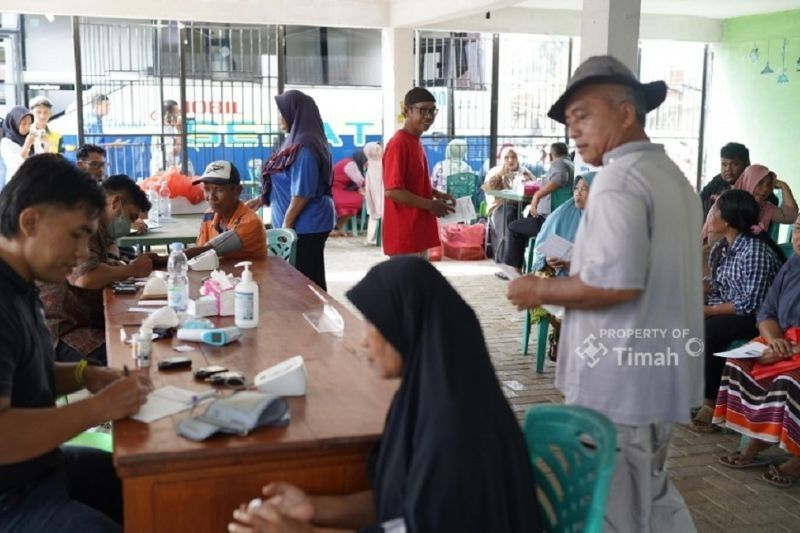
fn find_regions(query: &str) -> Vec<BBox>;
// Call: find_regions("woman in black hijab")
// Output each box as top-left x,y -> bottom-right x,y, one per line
229,257 -> 540,533
1,106 -> 35,181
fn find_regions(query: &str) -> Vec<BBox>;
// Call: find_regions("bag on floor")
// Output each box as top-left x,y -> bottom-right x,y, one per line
439,223 -> 486,261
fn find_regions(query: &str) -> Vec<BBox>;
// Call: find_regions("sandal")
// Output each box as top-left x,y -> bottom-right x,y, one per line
689,404 -> 720,433
761,464 -> 797,488
718,452 -> 772,469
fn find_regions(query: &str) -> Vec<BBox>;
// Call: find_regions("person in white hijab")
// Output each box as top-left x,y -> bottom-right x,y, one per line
363,142 -> 384,245
430,138 -> 472,192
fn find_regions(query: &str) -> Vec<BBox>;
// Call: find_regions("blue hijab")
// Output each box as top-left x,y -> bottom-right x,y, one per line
531,172 -> 596,273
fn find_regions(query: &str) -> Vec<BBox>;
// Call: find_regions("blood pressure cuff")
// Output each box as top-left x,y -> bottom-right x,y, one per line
207,230 -> 243,257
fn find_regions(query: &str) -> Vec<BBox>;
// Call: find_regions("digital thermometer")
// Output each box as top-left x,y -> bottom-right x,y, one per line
176,326 -> 242,346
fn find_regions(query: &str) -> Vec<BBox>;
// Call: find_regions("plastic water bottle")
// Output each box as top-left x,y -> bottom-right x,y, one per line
167,242 -> 189,311
159,183 -> 172,221
147,187 -> 160,225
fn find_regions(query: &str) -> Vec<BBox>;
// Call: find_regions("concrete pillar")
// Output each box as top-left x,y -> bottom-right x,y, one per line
580,0 -> 641,72
381,28 -> 415,142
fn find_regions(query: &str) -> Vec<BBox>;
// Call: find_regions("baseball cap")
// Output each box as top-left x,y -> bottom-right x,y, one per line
547,55 -> 668,124
192,161 -> 241,185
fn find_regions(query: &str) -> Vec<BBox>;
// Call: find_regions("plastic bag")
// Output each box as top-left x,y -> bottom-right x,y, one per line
140,169 -> 204,204
439,223 -> 487,261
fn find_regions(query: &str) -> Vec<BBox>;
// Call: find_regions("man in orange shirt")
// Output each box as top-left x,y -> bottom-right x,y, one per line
191,161 -> 267,261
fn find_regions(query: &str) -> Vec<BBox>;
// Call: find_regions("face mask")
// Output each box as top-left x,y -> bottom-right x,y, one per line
107,213 -> 132,239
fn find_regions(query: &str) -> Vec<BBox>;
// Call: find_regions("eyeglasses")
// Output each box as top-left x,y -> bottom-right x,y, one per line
409,106 -> 439,118
206,371 -> 247,390
79,160 -> 106,169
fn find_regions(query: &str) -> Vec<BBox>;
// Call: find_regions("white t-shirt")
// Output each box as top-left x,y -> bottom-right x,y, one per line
555,141 -> 704,426
0,138 -> 25,183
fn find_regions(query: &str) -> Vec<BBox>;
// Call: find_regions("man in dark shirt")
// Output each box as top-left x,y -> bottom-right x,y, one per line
699,142 -> 749,218
0,154 -> 151,531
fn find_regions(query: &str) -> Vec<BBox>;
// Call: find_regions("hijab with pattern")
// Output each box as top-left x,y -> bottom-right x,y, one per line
346,257 -> 540,533
702,163 -> 778,239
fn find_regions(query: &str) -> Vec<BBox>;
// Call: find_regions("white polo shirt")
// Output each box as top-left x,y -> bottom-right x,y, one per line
555,141 -> 704,426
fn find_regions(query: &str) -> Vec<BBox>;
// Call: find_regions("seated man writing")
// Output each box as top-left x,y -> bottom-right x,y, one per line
188,160 -> 267,261
0,154 -> 151,531
39,174 -> 154,363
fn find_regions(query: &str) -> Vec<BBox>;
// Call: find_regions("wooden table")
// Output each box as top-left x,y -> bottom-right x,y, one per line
105,258 -> 396,532
116,214 -> 203,250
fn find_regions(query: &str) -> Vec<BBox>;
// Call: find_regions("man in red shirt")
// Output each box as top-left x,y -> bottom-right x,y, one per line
382,87 -> 454,257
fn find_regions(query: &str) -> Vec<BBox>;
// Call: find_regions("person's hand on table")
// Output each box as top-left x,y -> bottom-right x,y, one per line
230,503 -> 313,533
90,374 -> 152,420
127,254 -> 153,278
507,275 -> 547,311
84,366 -> 153,395
132,220 -> 149,234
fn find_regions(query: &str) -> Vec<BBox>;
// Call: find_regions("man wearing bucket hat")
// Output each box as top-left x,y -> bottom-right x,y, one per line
508,56 -> 703,532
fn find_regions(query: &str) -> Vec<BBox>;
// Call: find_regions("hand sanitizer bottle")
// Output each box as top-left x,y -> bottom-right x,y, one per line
234,261 -> 259,329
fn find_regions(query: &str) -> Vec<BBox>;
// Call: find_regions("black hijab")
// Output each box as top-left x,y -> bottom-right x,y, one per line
346,257 -> 540,533
1,106 -> 33,147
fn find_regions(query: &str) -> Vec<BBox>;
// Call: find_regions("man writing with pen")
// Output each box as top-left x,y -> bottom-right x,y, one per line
0,154 -> 152,532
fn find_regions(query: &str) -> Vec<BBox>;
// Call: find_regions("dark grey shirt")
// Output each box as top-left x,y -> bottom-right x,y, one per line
537,157 -> 574,216
0,257 -> 60,493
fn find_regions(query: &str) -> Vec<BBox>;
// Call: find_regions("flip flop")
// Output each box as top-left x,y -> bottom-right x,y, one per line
689,405 -> 720,433
718,452 -> 772,469
761,464 -> 797,488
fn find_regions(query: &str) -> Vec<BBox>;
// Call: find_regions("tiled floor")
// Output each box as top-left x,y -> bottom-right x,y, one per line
324,235 -> 800,533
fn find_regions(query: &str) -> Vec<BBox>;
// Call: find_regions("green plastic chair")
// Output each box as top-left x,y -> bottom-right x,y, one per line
446,172 -> 480,211
779,241 -> 795,258
346,201 -> 368,236
66,430 -> 113,453
550,185 -> 573,211
266,228 -> 298,266
375,218 -> 382,248
520,237 -> 547,374
524,405 -> 617,533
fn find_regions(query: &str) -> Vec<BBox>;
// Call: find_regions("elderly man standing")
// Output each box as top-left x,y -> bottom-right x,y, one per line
508,56 -> 703,532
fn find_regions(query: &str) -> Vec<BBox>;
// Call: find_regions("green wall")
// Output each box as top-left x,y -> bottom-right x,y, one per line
705,9 -> 800,220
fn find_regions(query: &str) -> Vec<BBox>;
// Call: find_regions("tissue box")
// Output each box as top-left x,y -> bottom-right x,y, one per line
200,278 -> 235,316
188,296 -> 217,317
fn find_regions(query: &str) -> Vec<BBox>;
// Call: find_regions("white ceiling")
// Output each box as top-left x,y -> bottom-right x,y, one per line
518,0 -> 800,19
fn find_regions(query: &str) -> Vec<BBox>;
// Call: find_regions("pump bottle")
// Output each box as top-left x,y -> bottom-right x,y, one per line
234,261 -> 259,328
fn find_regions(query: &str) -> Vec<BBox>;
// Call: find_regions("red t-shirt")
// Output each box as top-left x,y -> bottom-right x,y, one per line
382,129 -> 440,255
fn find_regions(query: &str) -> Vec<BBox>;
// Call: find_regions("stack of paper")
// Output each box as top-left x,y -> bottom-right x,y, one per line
713,341 -> 768,359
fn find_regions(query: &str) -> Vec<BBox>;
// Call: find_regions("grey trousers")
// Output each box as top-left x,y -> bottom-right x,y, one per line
605,423 -> 696,533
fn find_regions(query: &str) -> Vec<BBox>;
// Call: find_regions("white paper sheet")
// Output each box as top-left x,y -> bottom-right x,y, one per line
137,300 -> 169,306
439,196 -> 476,225
714,341 -> 768,359
131,386 -> 213,423
536,233 -> 573,261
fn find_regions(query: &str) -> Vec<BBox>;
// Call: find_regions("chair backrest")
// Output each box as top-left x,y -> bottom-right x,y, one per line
524,405 -> 617,533
779,241 -> 795,258
266,228 -> 298,266
446,172 -> 480,208
550,186 -> 573,210
523,236 -> 536,275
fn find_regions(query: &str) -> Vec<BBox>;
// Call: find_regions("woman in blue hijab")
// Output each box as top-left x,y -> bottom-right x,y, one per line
530,172 -> 595,274
261,90 -> 336,290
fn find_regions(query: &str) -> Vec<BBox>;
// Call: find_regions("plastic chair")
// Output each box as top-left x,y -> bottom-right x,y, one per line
520,237 -> 547,374
446,172 -> 480,210
524,405 -> 617,533
266,228 -> 298,266
779,241 -> 795,258
550,186 -> 573,211
65,430 -> 113,453
375,218 -> 382,248
346,201 -> 368,236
